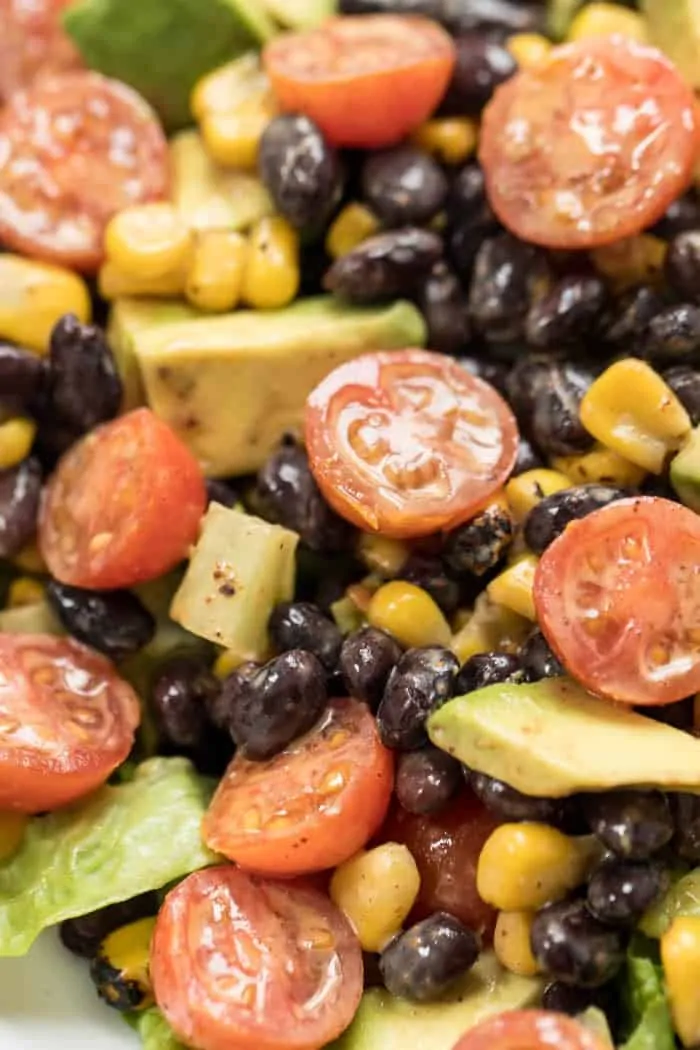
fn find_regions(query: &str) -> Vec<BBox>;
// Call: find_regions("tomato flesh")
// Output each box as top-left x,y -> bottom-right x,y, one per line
451,1009 -> 609,1050
305,349 -> 518,540
534,497 -> 700,706
479,35 -> 696,249
0,0 -> 81,102
264,15 -> 456,149
40,408 -> 206,591
151,866 -> 363,1050
202,698 -> 394,876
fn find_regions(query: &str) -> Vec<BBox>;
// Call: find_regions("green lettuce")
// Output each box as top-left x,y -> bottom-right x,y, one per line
619,935 -> 675,1050
130,1009 -> 186,1050
0,757 -> 219,956
641,868 -> 699,938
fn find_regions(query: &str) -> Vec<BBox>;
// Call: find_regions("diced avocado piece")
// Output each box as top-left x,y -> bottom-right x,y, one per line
642,0 -> 700,89
170,131 -> 273,233
133,296 -> 427,477
63,0 -> 277,132
641,868 -> 700,938
578,1008 -> 615,1049
547,0 -> 586,38
262,0 -> 335,30
108,298 -> 197,411
0,600 -> 63,635
170,504 -> 298,661
334,953 -> 542,1050
428,677 -> 700,797
670,426 -> 700,511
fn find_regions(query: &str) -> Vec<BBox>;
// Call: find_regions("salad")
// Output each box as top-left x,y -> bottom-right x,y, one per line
2,0 -> 700,1048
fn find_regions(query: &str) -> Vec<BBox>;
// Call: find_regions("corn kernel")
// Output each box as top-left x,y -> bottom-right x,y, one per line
0,812 -> 27,861
357,533 -> 409,577
368,580 -> 451,649
0,255 -> 90,355
662,916 -> 700,1047
11,539 -> 46,574
326,203 -> 381,260
505,469 -> 571,522
214,649 -> 247,680
552,445 -> 647,488
410,117 -> 478,166
591,235 -> 666,294
104,203 -> 193,281
95,916 -> 157,1012
452,592 -> 531,664
330,844 -> 421,952
580,359 -> 691,473
477,823 -> 599,911
191,54 -> 269,120
202,94 -> 276,171
487,555 -> 538,621
494,911 -> 541,977
98,261 -> 187,301
185,230 -> 247,313
241,217 -> 300,310
507,33 -> 552,69
7,577 -> 45,609
0,418 -> 36,471
568,3 -> 648,43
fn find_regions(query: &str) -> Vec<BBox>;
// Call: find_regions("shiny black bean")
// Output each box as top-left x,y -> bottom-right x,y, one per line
530,899 -> 625,987
59,892 -> 159,959
670,793 -> 700,862
525,276 -> 607,350
530,362 -> 595,458
458,354 -> 510,397
339,626 -> 402,708
0,343 -> 46,406
396,746 -> 462,815
418,262 -> 472,355
440,33 -> 516,116
47,314 -> 122,434
207,661 -> 259,733
505,355 -> 554,423
259,115 -> 342,231
379,913 -> 480,1002
269,601 -> 342,672
402,553 -> 460,615
469,234 -> 551,343
324,227 -> 443,304
377,647 -> 459,750
587,860 -> 669,926
443,501 -> 514,576
665,231 -> 700,303
541,982 -> 610,1017
46,581 -> 155,661
362,145 -> 447,227
644,303 -> 700,362
602,285 -> 663,350
513,436 -> 544,475
0,456 -> 42,557
583,790 -> 673,860
653,193 -> 700,238
228,650 -> 327,760
338,0 -> 543,33
520,630 -> 565,682
470,771 -> 566,825
152,657 -> 221,750
664,366 -> 700,426
446,164 -> 499,279
205,478 -> 240,508
455,652 -> 522,694
524,484 -> 632,555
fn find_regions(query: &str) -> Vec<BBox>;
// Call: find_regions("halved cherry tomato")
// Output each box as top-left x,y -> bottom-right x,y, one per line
381,791 -> 499,940
202,698 -> 394,876
479,36 -> 696,249
263,15 -> 455,149
0,634 -> 140,813
151,866 -> 363,1050
451,1010 -> 608,1050
534,496 -> 700,706
0,0 -> 81,102
305,349 -> 519,539
40,408 -> 206,591
0,71 -> 169,272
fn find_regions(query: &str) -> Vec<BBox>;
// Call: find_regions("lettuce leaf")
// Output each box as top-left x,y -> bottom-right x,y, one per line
619,935 -> 675,1050
0,757 -> 219,956
641,867 -> 698,938
130,1008 -> 185,1050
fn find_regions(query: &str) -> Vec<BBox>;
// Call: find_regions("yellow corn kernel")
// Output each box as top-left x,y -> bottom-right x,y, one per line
505,469 -> 571,522
580,359 -> 691,473
487,555 -> 538,622
104,203 -> 193,281
185,230 -> 248,313
591,235 -> 666,294
552,445 -> 647,488
213,649 -> 247,680
662,916 -> 700,1047
201,94 -> 276,171
0,812 -> 27,862
494,911 -> 541,977
477,823 -> 599,911
241,217 -> 300,310
95,916 -> 157,1012
0,418 -> 36,471
98,261 -> 187,301
11,539 -> 46,574
0,255 -> 90,355
191,54 -> 269,120
452,592 -> 531,664
507,33 -> 552,69
410,117 -> 478,166
368,580 -> 451,649
357,533 -> 409,577
568,3 -> 648,43
326,203 -> 381,260
330,844 -> 421,952
7,577 -> 45,609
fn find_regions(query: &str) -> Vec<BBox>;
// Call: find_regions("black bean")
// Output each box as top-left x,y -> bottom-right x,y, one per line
530,899 -> 625,987
401,553 -> 460,615
269,601 -> 342,672
541,982 -> 611,1017
583,790 -> 673,860
530,362 -> 595,458
205,478 -> 240,508
644,696 -> 694,732
441,33 -> 516,116
228,649 -> 327,760
653,193 -> 700,238
520,630 -> 565,682
525,276 -> 607,350
0,456 -> 42,558
665,231 -> 700,303
259,115 -> 343,231
670,793 -> 700,862
446,164 -> 499,279
505,355 -> 554,423
46,581 -> 155,661
379,913 -> 480,1002
396,746 -> 462,815
587,860 -> 669,927
152,657 -> 221,751
644,303 -> 700,363
418,262 -> 472,355
362,145 -> 448,227
443,502 -> 514,576
470,771 -> 566,825
377,646 -> 459,750
338,0 -> 544,33
47,314 -> 122,434
59,892 -> 159,959
455,652 -> 522,694
513,436 -> 544,475
524,484 -> 632,555
602,285 -> 664,350
206,661 -> 259,733
0,343 -> 46,406
458,354 -> 510,397
468,234 -> 551,343
324,227 -> 443,304
339,626 -> 402,709
664,366 -> 700,426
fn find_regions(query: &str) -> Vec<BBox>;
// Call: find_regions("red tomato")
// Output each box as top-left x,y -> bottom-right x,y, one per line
202,698 -> 394,876
0,71 -> 169,272
305,349 -> 518,539
381,791 -> 499,940
0,634 -> 139,813
479,35 -> 696,249
0,0 -> 82,102
451,1010 -> 608,1050
264,15 -> 455,149
534,496 -> 700,706
40,408 -> 206,591
151,866 -> 363,1050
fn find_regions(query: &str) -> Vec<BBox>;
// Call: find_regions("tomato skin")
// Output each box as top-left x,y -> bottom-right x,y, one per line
534,496 -> 700,706
305,349 -> 519,540
0,0 -> 81,102
451,1009 -> 608,1050
40,408 -> 206,591
264,16 -> 456,149
202,698 -> 394,876
0,634 -> 140,813
479,36 -> 696,249
151,866 -> 363,1050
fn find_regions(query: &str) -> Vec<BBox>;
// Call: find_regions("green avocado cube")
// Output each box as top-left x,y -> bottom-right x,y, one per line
263,0 -> 336,30
642,0 -> 700,89
670,426 -> 700,511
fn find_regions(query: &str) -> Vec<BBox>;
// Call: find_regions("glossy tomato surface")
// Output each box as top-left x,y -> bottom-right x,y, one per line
451,1010 -> 609,1050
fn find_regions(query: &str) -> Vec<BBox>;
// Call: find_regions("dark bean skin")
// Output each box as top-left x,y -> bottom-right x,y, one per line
0,343 -> 46,406
339,626 -> 402,709
513,436 -> 544,475
587,860 -> 669,927
602,285 -> 663,350
339,0 -> 543,33
443,502 -> 514,576
258,115 -> 342,231
541,982 -> 611,1017
524,484 -> 632,555
664,365 -> 700,425
525,276 -> 607,350
530,361 -> 595,458
505,355 -> 555,424
665,230 -> 700,303
520,630 -> 565,682
653,193 -> 700,238
470,771 -> 567,825
455,652 -> 522,695
0,456 -> 42,558
396,746 -> 462,815
670,793 -> 700,862
379,913 -> 480,1002
583,790 -> 673,860
46,581 -> 155,661
59,892 -> 159,959
207,661 -> 259,733
362,145 -> 447,227
530,899 -> 625,988
152,657 -> 221,751
269,601 -> 342,672
324,227 -> 443,304
418,262 -> 472,355
47,314 -> 122,434
644,303 -> 700,362
440,33 -> 516,116
205,478 -> 240,508
446,163 -> 499,279
458,354 -> 510,398
468,234 -> 551,343
402,553 -> 460,615
377,647 -> 459,750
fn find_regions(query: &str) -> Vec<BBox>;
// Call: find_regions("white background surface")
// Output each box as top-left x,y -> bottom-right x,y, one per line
0,930 -> 134,1049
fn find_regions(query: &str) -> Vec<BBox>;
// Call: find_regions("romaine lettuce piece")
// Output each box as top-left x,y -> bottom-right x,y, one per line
641,868 -> 699,938
131,1008 -> 185,1050
619,935 -> 675,1050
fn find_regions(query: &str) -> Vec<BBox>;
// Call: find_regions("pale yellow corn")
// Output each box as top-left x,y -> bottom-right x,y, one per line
326,203 -> 381,260
662,916 -> 700,1047
452,592 -> 531,664
7,577 -> 46,609
410,118 -> 478,166
357,533 -> 409,577
11,539 -> 46,574
368,580 -> 451,648
185,230 -> 247,312
507,33 -> 552,68
591,235 -> 666,294
330,844 -> 421,952
241,217 -> 300,310
104,203 -> 193,281
494,911 -> 541,977
0,255 -> 90,355
568,3 -> 648,43
201,94 -> 276,171
98,261 -> 187,301
552,446 -> 647,488
505,469 -> 571,522
0,418 -> 36,471
191,54 -> 270,120
487,555 -> 538,622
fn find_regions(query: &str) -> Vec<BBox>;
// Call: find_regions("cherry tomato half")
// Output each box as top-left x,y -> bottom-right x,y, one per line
479,35 -> 696,249
0,0 -> 81,102
264,15 -> 455,149
202,698 -> 394,876
40,408 -> 206,591
305,349 -> 519,539
151,866 -> 363,1050
451,1010 -> 609,1050
534,497 -> 700,706
0,634 -> 140,813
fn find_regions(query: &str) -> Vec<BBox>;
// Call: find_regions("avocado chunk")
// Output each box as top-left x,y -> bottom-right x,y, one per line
262,0 -> 335,29
670,426 -> 700,511
63,0 -> 277,131
108,299 -> 197,411
334,952 -> 542,1050
428,677 -> 700,797
642,0 -> 700,89
0,600 -> 63,636
131,296 -> 427,476
547,0 -> 586,38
